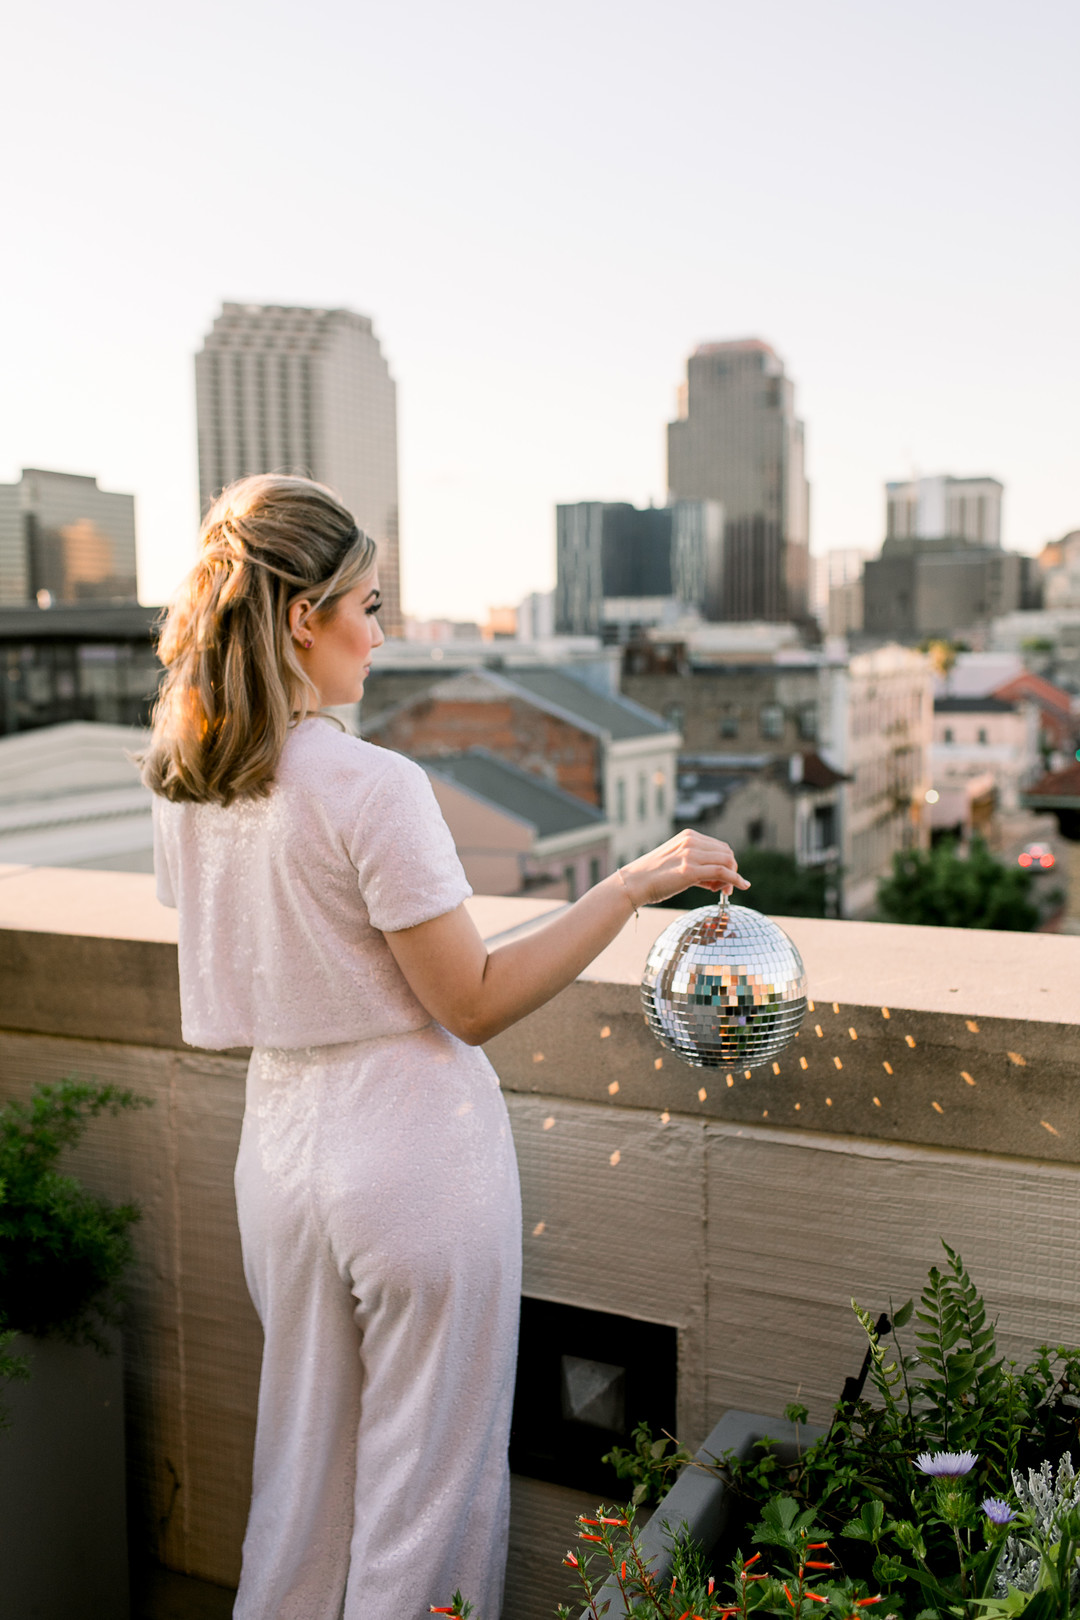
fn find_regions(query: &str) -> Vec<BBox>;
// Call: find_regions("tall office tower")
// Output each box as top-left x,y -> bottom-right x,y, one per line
195,304 -> 403,635
555,500 -> 722,638
863,475 -> 1035,638
885,475 -> 1003,546
0,469 -> 138,606
667,339 -> 810,623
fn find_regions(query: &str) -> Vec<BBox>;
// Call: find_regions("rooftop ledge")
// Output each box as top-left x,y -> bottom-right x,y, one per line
1,863 -> 1078,1165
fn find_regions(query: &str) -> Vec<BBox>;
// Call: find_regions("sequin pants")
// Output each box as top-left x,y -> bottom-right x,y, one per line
232,1023 -> 522,1620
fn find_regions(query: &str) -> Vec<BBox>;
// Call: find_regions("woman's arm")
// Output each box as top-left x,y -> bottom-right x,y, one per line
384,829 -> 749,1046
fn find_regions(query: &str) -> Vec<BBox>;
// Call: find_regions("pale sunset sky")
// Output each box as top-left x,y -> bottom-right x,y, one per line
1,0 -> 1077,619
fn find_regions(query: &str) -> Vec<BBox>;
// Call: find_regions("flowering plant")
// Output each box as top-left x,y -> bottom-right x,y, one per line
596,1244 -> 1080,1620
434,1245 -> 1080,1618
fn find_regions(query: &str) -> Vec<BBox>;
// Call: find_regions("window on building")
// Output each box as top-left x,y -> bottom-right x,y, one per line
564,865 -> 578,903
759,704 -> 784,740
665,704 -> 685,733
615,779 -> 626,824
654,771 -> 666,816
747,818 -> 765,846
944,727 -> 954,744
797,705 -> 817,742
588,857 -> 601,889
719,710 -> 739,738
977,727 -> 988,745
637,773 -> 647,821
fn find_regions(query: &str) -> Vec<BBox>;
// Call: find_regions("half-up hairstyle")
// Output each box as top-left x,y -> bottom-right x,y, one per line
141,474 -> 377,805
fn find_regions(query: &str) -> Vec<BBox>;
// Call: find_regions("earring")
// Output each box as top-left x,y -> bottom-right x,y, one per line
303,638 -> 313,649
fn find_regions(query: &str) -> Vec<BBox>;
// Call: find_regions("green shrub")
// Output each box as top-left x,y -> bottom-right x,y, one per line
0,1080 -> 150,1350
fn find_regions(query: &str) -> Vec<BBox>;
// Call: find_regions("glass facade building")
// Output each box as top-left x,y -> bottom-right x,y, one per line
0,605 -> 161,735
0,469 -> 138,607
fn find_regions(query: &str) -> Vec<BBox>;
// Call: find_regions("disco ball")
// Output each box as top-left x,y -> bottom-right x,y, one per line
641,896 -> 808,1070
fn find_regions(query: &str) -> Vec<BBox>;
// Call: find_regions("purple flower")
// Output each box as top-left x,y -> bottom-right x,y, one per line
915,1450 -> 979,1483
982,1499 -> 1015,1525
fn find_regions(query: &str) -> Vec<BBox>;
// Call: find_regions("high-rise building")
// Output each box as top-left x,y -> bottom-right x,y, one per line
195,303 -> 402,634
885,475 -> 1002,545
555,499 -> 723,638
0,470 -> 138,607
667,339 -> 810,623
863,474 -> 1038,638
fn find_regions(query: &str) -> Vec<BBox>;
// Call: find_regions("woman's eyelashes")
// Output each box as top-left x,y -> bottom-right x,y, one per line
366,598 -> 382,617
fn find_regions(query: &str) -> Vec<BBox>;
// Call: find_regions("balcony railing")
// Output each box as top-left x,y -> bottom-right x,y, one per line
2,864 -> 1080,1618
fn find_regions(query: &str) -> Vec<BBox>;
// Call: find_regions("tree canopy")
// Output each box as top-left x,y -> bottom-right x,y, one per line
875,836 -> 1039,931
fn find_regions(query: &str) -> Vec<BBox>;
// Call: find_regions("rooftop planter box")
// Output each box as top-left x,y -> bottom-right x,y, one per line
586,1409 -> 828,1619
0,1332 -> 129,1620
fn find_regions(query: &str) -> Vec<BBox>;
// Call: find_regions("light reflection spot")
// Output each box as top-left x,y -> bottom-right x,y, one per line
532,1221 -> 546,1236
542,1116 -> 555,1130
966,1020 -> 979,1034
1008,1051 -> 1026,1066
609,1150 -> 621,1166
697,1087 -> 707,1102
932,1101 -> 944,1114
608,1081 -> 620,1096
600,1026 -> 611,1039
961,1071 -> 976,1086
905,1035 -> 916,1048
883,1062 -> 893,1075
834,1056 -> 843,1070
1042,1120 -> 1060,1136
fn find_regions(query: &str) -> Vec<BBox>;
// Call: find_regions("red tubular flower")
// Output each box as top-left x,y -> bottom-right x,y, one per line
744,1553 -> 762,1568
579,1518 -> 599,1526
784,1585 -> 797,1607
671,1577 -> 678,1594
856,1598 -> 883,1606
708,1577 -> 715,1596
579,1534 -> 603,1543
600,1516 -> 628,1525
805,1593 -> 829,1604
805,1561 -> 835,1569
806,1543 -> 829,1550
563,1553 -> 579,1569
429,1608 -> 457,1614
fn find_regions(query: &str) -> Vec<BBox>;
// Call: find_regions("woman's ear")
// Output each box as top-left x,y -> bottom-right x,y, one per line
289,598 -> 313,645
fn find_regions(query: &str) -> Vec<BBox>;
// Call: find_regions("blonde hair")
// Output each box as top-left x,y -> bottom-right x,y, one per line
141,474 -> 377,805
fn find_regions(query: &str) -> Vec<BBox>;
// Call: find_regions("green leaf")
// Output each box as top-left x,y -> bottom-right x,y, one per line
892,1299 -> 914,1329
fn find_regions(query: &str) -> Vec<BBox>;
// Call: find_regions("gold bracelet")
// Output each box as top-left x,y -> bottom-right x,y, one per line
615,867 -> 639,918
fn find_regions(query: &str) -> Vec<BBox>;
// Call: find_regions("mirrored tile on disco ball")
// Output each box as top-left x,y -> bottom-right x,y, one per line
641,901 -> 808,1070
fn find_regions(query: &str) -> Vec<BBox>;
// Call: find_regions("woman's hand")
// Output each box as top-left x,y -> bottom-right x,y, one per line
616,830 -> 750,910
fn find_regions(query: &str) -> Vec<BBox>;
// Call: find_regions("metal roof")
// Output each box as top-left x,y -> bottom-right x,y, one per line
418,750 -> 606,839
497,668 -> 672,740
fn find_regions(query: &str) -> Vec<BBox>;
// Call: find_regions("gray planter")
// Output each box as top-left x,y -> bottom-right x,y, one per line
585,1409 -> 826,1619
0,1333 -> 129,1620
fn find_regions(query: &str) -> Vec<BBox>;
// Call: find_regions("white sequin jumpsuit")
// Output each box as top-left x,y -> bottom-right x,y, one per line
153,720 -> 522,1620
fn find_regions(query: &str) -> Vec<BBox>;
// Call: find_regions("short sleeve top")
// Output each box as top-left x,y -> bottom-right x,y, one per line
152,719 -> 472,1050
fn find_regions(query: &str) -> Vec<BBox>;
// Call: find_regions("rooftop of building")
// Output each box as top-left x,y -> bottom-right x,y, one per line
934,696 -> 1019,714
993,670 -> 1078,719
417,749 -> 607,838
496,666 -> 674,741
1024,760 -> 1080,802
0,603 -> 158,640
693,338 -> 778,358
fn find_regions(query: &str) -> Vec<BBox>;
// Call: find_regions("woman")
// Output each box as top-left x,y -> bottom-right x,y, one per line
143,473 -> 748,1620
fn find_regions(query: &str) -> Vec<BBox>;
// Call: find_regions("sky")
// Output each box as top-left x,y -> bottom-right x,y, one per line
1,0 -> 1078,621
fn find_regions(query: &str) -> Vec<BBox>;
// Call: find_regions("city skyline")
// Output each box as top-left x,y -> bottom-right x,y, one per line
1,0 -> 1076,621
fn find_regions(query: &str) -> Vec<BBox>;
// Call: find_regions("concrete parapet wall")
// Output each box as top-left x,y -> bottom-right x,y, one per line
1,866 -> 1079,1592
